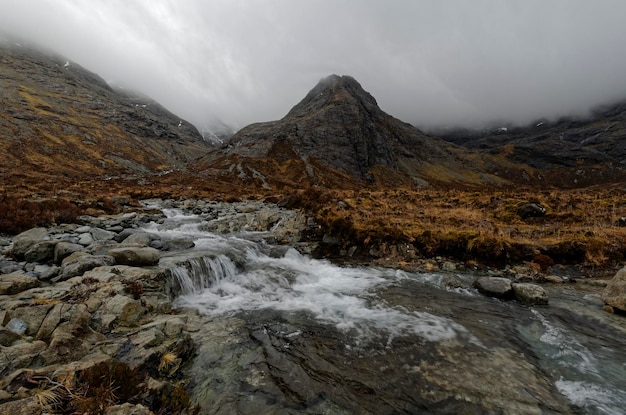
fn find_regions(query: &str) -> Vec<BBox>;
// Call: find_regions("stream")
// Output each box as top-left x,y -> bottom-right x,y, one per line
145,205 -> 626,414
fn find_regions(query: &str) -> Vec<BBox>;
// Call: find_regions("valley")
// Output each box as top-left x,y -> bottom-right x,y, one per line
1,41 -> 625,414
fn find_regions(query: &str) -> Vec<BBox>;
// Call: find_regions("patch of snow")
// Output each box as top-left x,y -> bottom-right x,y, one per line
63,61 -> 70,68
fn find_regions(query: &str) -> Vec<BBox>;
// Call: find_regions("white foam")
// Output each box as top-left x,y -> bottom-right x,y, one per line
175,248 -> 469,342
532,309 -> 599,376
556,380 -> 625,414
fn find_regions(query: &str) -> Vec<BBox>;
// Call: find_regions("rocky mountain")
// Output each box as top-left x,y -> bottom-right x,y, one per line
0,41 -> 210,190
196,75 -> 511,189
436,103 -> 626,187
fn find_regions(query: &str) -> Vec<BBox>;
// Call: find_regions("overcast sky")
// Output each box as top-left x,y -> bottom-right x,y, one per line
2,0 -> 626,132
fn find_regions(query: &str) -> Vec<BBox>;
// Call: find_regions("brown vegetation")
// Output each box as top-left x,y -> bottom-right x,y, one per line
284,186 -> 626,271
2,168 -> 624,273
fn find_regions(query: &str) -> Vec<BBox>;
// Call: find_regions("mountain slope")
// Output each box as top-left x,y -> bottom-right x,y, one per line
436,104 -> 626,187
0,41 -> 210,189
195,75 -> 510,189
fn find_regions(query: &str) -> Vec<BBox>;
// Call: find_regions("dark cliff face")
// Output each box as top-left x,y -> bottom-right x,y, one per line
437,102 -> 626,172
0,41 -> 209,182
223,75 -> 454,180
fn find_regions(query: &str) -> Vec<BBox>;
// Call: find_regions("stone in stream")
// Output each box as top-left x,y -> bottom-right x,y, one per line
512,283 -> 549,305
473,277 -> 513,299
108,247 -> 160,266
602,266 -> 626,312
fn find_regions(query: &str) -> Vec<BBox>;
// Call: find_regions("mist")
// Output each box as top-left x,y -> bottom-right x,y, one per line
2,0 -> 626,132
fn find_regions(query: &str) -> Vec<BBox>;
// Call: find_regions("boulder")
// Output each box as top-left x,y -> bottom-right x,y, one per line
59,254 -> 116,280
473,277 -> 513,299
108,247 -> 160,266
512,283 -> 549,305
91,227 -> 116,242
78,232 -> 94,246
114,228 -> 139,243
517,203 -> 546,219
0,272 -> 41,295
121,232 -> 157,247
12,228 -> 49,259
601,267 -> 626,312
24,240 -> 58,263
54,242 -> 85,264
163,238 -> 195,251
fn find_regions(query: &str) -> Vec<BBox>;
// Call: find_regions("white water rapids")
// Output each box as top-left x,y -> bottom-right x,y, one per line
144,205 -> 626,414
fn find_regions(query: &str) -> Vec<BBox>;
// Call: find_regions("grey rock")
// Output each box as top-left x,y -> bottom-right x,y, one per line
75,225 -> 92,233
122,232 -> 157,247
602,267 -> 626,312
473,277 -> 513,299
24,240 -> 58,263
59,254 -> 116,280
12,228 -> 49,259
34,264 -> 59,280
6,318 -> 28,335
108,247 -> 160,266
11,304 -> 54,336
0,272 -> 41,295
512,283 -> 549,305
162,238 -> 195,251
78,232 -> 94,246
91,227 -> 116,241
54,241 -> 85,264
114,228 -> 138,243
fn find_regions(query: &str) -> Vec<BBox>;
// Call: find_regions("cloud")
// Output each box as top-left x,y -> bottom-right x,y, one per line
2,0 -> 626,131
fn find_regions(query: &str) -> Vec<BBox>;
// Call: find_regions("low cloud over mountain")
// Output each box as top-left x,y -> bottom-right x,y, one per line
2,1 -> 626,131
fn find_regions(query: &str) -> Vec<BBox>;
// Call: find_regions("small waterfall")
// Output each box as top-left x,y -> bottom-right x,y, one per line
168,255 -> 237,297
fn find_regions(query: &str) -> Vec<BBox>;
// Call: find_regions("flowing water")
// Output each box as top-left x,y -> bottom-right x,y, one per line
145,206 -> 626,414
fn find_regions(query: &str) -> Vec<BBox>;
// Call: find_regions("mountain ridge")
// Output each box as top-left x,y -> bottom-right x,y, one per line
0,40 -> 210,188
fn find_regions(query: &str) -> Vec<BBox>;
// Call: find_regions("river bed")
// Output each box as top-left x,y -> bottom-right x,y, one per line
146,205 -> 626,414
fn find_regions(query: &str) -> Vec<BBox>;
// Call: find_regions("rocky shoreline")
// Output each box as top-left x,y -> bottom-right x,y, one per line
0,199 -> 624,414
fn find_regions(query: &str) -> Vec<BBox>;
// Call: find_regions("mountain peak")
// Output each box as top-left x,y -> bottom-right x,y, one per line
211,74 -> 456,184
285,74 -> 379,118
